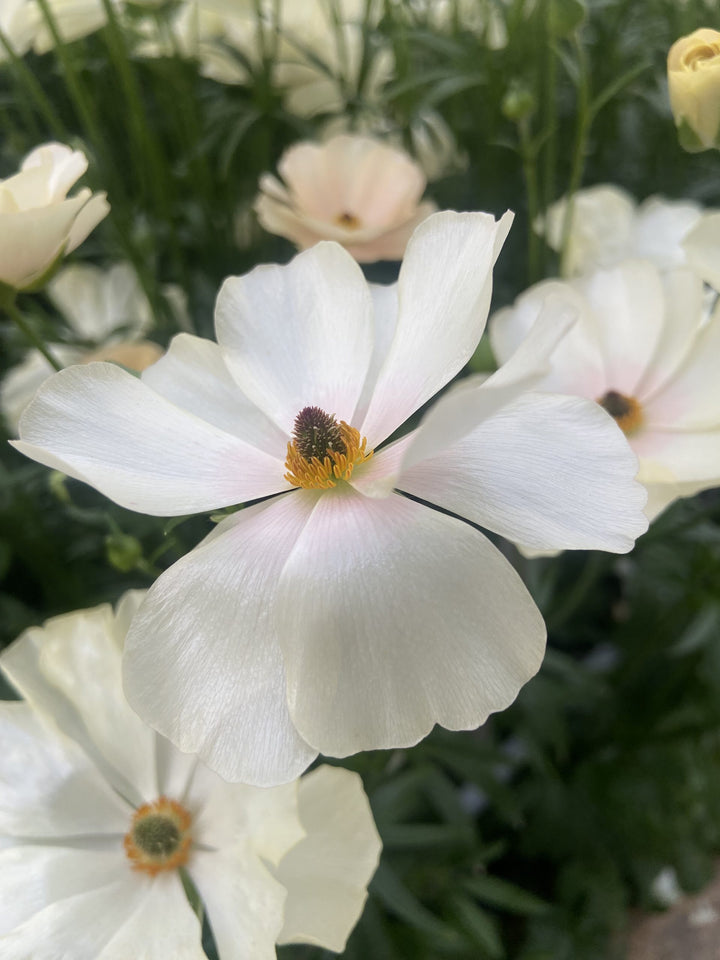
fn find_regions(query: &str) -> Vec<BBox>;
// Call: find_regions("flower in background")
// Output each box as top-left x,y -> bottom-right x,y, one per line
400,0 -> 508,49
15,0 -> 119,54
537,184 -> 707,277
668,28 -> 720,152
255,134 -> 437,262
0,0 -> 35,58
13,212 -> 647,786
1,263 -> 164,433
0,594 -> 381,959
491,260 -> 720,521
682,211 -> 720,291
0,142 -> 109,292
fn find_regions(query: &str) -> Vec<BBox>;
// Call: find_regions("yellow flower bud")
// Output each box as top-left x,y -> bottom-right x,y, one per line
667,28 -> 720,152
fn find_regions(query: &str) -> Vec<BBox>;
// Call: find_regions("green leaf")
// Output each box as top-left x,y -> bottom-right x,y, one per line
450,893 -> 505,958
464,875 -> 551,917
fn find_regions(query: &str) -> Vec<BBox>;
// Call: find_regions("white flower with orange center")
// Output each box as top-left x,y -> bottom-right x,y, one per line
1,262 -> 165,433
0,594 -> 381,959
491,259 -> 720,523
13,212 -> 647,786
255,134 -> 437,263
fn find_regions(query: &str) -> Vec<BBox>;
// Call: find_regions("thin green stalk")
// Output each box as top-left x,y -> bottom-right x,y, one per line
4,299 -> 63,372
0,27 -> 67,139
540,0 -> 558,272
518,118 -> 541,284
559,34 -> 591,276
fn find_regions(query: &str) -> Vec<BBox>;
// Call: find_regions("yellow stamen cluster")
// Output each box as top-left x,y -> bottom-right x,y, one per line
598,390 -> 643,435
285,420 -> 373,490
124,797 -> 192,876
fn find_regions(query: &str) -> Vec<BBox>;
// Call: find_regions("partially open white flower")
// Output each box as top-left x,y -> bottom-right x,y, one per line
256,134 -> 437,262
14,0 -> 119,54
0,0 -> 35,58
538,184 -> 706,277
0,142 -> 109,292
13,212 -> 647,786
1,262 -> 163,433
0,594 -> 381,959
491,260 -> 720,521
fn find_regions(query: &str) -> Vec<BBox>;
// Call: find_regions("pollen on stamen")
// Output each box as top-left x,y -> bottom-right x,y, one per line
598,389 -> 644,435
124,797 -> 192,877
285,406 -> 373,490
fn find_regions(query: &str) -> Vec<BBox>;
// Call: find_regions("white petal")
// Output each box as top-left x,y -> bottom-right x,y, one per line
98,873 -> 206,960
0,702 -> 130,837
65,191 -> 110,253
0,193 -> 88,288
141,333 -> 288,455
360,210 -> 513,446
215,242 -> 374,433
579,261 -> 665,396
0,845 -> 123,935
13,362 -> 286,516
1,345 -> 82,435
123,496 -> 318,787
0,875 -> 149,960
632,196 -> 702,270
399,393 -> 648,553
186,765 -> 303,867
352,280 -> 400,426
189,849 -> 286,960
48,262 -> 149,342
631,428 -> 720,482
682,210 -> 720,290
276,766 -> 381,951
1,602 -> 158,805
276,488 -> 545,756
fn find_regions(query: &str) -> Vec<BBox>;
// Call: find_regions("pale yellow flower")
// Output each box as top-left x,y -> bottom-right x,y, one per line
668,28 -> 720,151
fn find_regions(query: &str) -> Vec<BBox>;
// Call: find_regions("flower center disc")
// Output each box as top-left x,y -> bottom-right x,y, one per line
598,390 -> 643,434
335,211 -> 361,230
124,797 -> 192,876
285,405 -> 373,490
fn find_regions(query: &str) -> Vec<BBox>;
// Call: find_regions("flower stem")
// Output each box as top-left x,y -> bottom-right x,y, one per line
3,299 -> 63,372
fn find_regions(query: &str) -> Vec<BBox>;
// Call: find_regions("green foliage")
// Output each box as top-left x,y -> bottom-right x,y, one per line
2,1 -> 720,958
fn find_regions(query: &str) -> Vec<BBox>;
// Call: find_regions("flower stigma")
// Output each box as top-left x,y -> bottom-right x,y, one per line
598,390 -> 643,434
335,211 -> 362,230
124,797 -> 193,876
285,405 -> 373,490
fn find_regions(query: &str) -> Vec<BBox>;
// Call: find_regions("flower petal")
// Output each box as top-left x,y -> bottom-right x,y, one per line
276,487 -> 545,756
0,192 -> 88,288
123,495 -> 318,787
215,242 -> 374,433
276,766 -> 381,952
189,848 -> 286,960
141,333 -> 288,455
0,702 -> 131,837
631,428 -> 720,482
682,210 -> 720,290
399,393 -> 648,553
359,210 -> 513,446
1,602 -> 157,806
13,362 -> 286,516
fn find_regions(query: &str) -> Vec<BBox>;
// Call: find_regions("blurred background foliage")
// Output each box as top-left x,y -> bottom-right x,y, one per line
1,0 -> 720,957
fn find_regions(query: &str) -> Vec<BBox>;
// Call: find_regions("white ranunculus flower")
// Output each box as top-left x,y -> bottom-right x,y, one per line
14,0 -> 119,54
0,142 -> 109,292
538,184 -> 707,277
682,210 -> 720,291
0,0 -> 35,58
255,134 -> 437,262
1,262 -> 163,433
491,260 -> 720,522
13,212 -> 648,785
0,594 -> 381,959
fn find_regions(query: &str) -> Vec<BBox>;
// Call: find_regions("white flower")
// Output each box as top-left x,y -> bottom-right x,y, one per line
255,134 -> 437,262
1,262 -> 163,433
13,212 -> 647,785
491,259 -> 720,521
667,28 -> 720,151
538,184 -> 707,277
0,0 -> 35,58
0,142 -> 109,291
16,0 -> 119,54
0,594 -> 381,959
682,210 -> 720,291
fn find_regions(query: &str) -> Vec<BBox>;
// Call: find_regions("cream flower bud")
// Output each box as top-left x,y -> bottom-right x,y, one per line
0,142 -> 109,292
667,28 -> 720,152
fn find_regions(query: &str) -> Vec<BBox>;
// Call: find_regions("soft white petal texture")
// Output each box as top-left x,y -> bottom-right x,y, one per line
0,192 -> 88,287
276,487 -> 546,756
141,333 -> 288,455
0,702 -> 130,836
0,846 -> 124,936
399,393 -> 648,552
1,603 -> 157,805
276,766 -> 381,951
579,261 -> 665,396
0,875 -> 153,960
215,242 -> 374,433
643,300 -> 720,429
65,191 -> 110,252
123,495 -> 318,786
631,196 -> 703,270
97,872 -> 206,960
186,764 -> 303,867
189,847 -> 287,960
682,210 -> 720,290
13,362 -> 286,515
0,344 -> 82,434
352,281 -> 400,425
47,262 -> 152,341
631,428 -> 720,481
360,210 -> 513,446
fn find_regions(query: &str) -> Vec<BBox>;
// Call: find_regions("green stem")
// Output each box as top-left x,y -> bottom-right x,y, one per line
4,299 -> 63,372
540,0 -> 558,273
518,119 -> 541,285
559,35 -> 591,276
546,552 -> 610,632
0,27 -> 67,139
